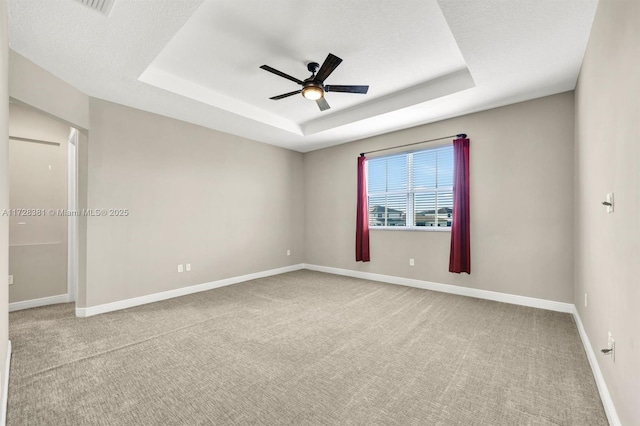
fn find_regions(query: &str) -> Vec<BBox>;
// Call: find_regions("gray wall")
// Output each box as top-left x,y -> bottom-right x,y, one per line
85,98 -> 305,307
304,92 -> 575,303
8,103 -> 68,303
574,0 -> 640,424
0,0 -> 9,414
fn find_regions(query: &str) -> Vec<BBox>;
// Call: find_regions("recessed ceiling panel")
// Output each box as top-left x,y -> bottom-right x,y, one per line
139,0 -> 469,134
8,0 -> 598,152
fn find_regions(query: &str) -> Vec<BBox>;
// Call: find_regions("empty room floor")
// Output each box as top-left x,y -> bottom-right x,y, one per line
7,270 -> 607,425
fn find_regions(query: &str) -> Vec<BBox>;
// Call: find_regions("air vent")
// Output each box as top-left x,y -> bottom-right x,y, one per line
75,0 -> 116,16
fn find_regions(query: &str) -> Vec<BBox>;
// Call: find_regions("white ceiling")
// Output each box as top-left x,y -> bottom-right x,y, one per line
7,0 -> 598,152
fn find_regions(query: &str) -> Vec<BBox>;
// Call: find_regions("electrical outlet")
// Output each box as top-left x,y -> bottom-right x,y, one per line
177,264 -> 184,273
409,258 -> 415,266
584,293 -> 588,308
186,263 -> 191,272
8,275 -> 13,285
287,249 -> 291,256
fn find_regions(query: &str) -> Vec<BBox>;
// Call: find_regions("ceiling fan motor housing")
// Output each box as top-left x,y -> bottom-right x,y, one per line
303,62 -> 324,99
307,62 -> 320,74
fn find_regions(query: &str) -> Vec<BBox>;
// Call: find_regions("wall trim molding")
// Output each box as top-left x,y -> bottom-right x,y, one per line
303,264 -> 574,313
1,341 -> 12,426
76,264 -> 305,317
9,294 -> 70,312
572,308 -> 621,426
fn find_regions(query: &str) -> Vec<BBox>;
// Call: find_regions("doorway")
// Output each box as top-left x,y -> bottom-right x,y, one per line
8,103 -> 79,310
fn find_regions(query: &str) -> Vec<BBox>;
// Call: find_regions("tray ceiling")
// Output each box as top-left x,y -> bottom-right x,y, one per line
7,0 -> 598,152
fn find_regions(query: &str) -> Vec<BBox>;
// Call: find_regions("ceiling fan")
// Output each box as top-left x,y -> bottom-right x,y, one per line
260,53 -> 369,112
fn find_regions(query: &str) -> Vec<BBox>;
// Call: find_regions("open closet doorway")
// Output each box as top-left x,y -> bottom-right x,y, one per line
8,103 -> 79,311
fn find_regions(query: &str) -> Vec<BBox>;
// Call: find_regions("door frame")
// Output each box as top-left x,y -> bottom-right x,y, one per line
67,127 -> 78,302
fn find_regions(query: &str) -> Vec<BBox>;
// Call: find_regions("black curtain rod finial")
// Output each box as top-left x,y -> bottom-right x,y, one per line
360,153 -> 365,157
457,133 -> 467,139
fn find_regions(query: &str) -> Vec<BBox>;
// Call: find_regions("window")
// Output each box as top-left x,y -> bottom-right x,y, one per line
367,145 -> 454,229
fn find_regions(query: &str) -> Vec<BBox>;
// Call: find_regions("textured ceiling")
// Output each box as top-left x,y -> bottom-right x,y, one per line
7,0 -> 598,152
139,0 -> 471,135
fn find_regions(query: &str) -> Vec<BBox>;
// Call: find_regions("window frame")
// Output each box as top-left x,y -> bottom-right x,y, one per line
366,144 -> 454,232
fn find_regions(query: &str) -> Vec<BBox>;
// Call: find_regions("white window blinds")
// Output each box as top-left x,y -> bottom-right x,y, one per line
367,144 -> 454,229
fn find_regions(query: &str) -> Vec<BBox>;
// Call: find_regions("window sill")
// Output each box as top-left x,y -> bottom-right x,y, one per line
369,227 -> 451,232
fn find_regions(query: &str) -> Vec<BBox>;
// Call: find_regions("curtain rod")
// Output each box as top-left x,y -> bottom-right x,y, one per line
360,133 -> 467,157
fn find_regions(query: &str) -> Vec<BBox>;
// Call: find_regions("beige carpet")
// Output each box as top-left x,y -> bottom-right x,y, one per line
8,270 -> 607,425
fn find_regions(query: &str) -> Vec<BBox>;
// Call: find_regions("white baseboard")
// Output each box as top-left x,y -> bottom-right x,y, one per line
572,308 -> 621,426
303,264 -> 574,313
76,264 -> 305,317
1,340 -> 11,426
9,294 -> 70,312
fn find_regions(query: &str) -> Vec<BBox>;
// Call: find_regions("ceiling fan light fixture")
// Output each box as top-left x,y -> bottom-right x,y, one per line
302,85 -> 324,100
261,53 -> 368,111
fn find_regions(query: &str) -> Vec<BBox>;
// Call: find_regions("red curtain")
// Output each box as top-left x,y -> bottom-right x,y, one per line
449,138 -> 470,274
356,155 -> 370,262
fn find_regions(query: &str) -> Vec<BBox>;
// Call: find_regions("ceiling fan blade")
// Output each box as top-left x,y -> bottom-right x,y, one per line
325,85 -> 369,94
260,65 -> 304,85
316,97 -> 330,111
269,90 -> 302,100
315,53 -> 342,83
